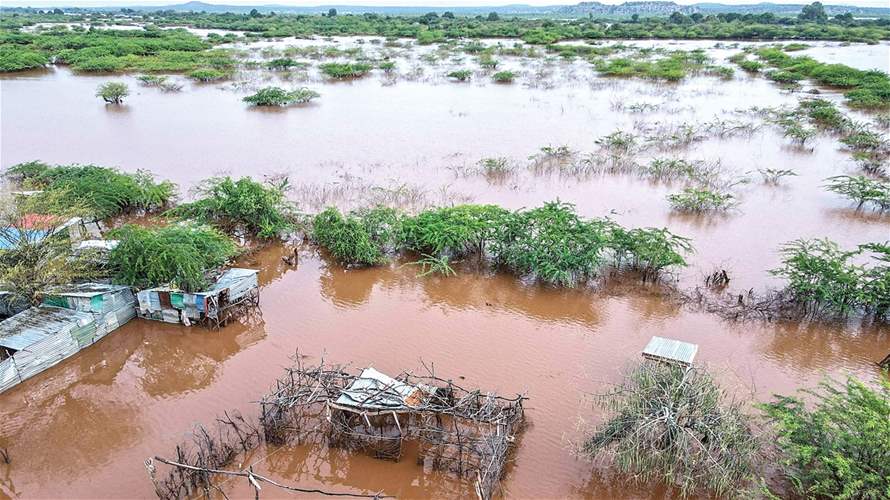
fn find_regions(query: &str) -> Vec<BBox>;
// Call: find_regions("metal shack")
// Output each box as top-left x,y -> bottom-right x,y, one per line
0,284 -> 137,393
136,268 -> 259,328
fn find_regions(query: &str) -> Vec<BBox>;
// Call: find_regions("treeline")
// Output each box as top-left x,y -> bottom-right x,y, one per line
2,7 -> 889,44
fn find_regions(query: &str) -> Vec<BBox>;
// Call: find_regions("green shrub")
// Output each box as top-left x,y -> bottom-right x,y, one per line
667,187 -> 735,212
266,57 -> 303,70
824,175 -> 889,211
319,62 -> 372,78
243,86 -> 319,106
492,70 -> 515,83
312,206 -> 399,267
0,46 -> 48,72
447,69 -> 472,81
137,74 -> 168,87
188,67 -> 226,81
609,226 -> 692,279
737,59 -> 764,72
95,81 -> 129,104
399,204 -> 509,257
761,377 -> 890,499
583,361 -> 759,498
5,161 -> 176,219
378,60 -> 396,72
166,176 -> 294,239
107,223 -> 237,292
492,201 -> 612,286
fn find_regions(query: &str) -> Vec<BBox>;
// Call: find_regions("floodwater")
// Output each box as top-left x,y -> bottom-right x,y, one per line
1,37 -> 889,499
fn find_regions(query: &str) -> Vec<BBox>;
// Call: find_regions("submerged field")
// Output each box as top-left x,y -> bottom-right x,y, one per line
1,32 -> 889,499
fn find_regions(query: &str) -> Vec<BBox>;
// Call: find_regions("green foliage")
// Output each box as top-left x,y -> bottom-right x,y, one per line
107,223 -> 237,292
378,60 -> 396,72
798,98 -> 850,131
492,70 -> 515,83
824,175 -> 890,211
593,49 -> 714,81
243,86 -> 319,106
405,254 -> 456,277
400,204 -> 509,257
771,238 -> 890,318
667,187 -> 735,212
609,226 -> 693,278
319,62 -> 372,78
266,57 -> 303,70
0,45 -> 47,71
166,176 -> 294,239
447,69 -> 472,81
137,74 -> 167,86
5,161 -> 176,219
583,361 -> 759,498
95,81 -> 129,104
492,201 -> 612,287
311,206 -> 400,267
761,377 -> 890,499
188,67 -> 226,81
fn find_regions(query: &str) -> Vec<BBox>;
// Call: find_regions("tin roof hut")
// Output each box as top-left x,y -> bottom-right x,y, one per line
0,283 -> 136,393
136,268 -> 259,329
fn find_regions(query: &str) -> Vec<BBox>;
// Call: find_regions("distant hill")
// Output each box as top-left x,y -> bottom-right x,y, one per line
8,1 -> 890,18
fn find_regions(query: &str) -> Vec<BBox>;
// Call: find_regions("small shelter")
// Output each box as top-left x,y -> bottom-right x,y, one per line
642,336 -> 698,367
136,268 -> 259,329
0,283 -> 136,393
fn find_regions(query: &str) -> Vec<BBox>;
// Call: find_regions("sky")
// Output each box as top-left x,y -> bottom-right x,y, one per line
4,0 -> 887,8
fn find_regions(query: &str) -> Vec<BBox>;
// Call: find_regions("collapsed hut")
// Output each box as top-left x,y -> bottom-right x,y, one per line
0,283 -> 135,393
136,268 -> 259,329
259,358 -> 526,500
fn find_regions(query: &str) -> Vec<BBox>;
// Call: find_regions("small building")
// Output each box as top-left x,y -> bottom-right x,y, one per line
642,336 -> 698,367
0,283 -> 136,394
136,268 -> 259,329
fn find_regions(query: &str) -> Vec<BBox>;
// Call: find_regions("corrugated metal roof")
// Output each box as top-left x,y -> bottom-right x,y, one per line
207,268 -> 259,293
0,306 -> 95,351
334,368 -> 423,412
642,336 -> 698,366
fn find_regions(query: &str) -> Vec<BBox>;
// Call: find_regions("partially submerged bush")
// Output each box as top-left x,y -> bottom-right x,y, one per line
188,67 -> 226,82
667,187 -> 735,212
772,238 -> 889,318
319,62 -> 372,79
447,69 -> 472,81
400,204 -> 509,257
312,206 -> 399,267
609,226 -> 692,280
95,81 -> 129,104
492,70 -> 515,83
5,161 -> 176,219
761,376 -> 890,499
166,176 -> 295,239
824,175 -> 889,211
108,224 -> 237,292
243,86 -> 319,106
137,74 -> 168,87
266,58 -> 303,70
492,201 -> 612,287
582,361 -> 760,497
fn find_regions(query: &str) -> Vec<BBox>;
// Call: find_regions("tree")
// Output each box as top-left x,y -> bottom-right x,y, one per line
761,377 -> 890,499
487,12 -> 500,21
799,2 -> 828,23
52,8 -> 63,14
95,82 -> 129,104
630,14 -> 639,23
442,11 -> 455,19
249,8 -> 260,18
669,11 -> 689,24
327,8 -> 337,17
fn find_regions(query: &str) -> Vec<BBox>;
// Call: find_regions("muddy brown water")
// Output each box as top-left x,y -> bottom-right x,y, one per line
1,38 -> 889,499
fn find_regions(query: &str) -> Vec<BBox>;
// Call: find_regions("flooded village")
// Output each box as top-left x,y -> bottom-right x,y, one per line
0,2 -> 889,499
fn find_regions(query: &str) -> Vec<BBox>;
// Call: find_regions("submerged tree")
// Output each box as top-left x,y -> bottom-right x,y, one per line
95,81 -> 129,104
243,87 -> 319,106
761,376 -> 890,499
582,361 -> 760,497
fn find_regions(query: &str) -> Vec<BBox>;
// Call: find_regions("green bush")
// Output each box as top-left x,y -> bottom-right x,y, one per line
319,62 -> 372,78
0,46 -> 48,72
609,226 -> 692,279
492,70 -> 516,83
492,201 -> 612,286
667,187 -> 735,212
447,69 -> 472,81
95,81 -> 129,104
243,86 -> 319,106
824,175 -> 889,211
166,176 -> 294,239
583,361 -> 759,497
312,206 -> 399,267
188,67 -> 226,81
5,161 -> 176,219
399,204 -> 509,257
761,377 -> 890,499
107,223 -> 237,292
